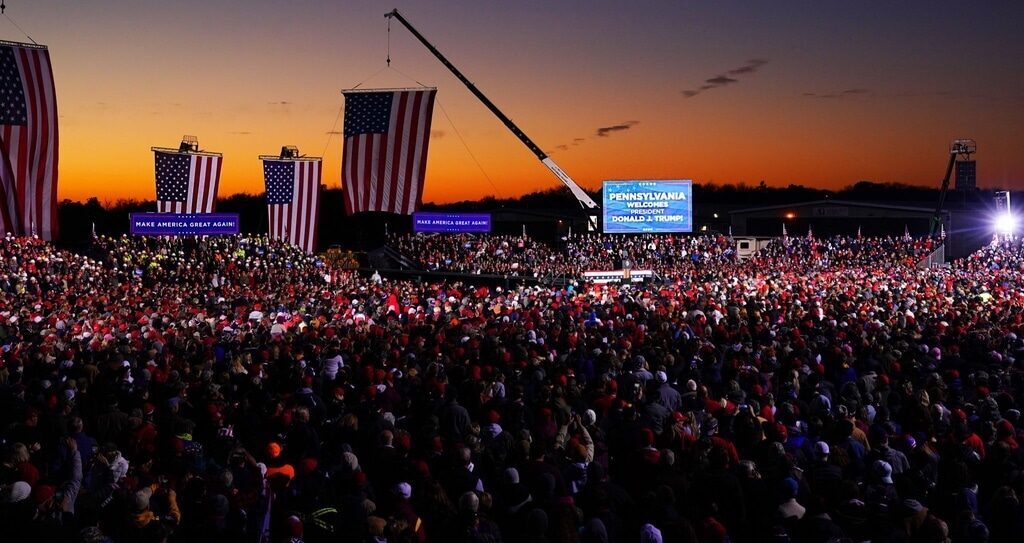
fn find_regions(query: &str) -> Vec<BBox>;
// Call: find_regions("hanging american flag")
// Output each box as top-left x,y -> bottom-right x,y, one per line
342,88 -> 436,215
0,42 -> 59,240
263,157 -> 322,253
154,150 -> 222,213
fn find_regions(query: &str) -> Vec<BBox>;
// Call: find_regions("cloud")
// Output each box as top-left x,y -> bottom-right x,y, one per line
268,101 -> 291,106
550,137 -> 587,153
325,130 -> 342,135
431,130 -> 445,139
228,131 -> 252,135
683,59 -> 769,98
596,120 -> 638,137
706,76 -> 738,86
804,88 -> 870,99
727,58 -> 769,75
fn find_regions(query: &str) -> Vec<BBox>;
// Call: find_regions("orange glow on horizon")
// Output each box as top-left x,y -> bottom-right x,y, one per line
28,2 -> 1020,206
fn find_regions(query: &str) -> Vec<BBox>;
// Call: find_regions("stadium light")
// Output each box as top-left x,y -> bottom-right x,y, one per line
994,191 -> 1014,236
785,212 -> 795,220
995,213 -> 1018,235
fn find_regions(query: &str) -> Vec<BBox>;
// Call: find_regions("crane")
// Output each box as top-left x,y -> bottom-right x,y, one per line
385,9 -> 600,229
930,139 -> 975,235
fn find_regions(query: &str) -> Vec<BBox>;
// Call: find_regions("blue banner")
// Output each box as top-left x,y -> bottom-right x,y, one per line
602,180 -> 692,234
413,212 -> 492,233
130,213 -> 240,236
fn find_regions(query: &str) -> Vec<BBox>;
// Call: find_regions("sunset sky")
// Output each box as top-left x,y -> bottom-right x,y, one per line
7,1 -> 1023,203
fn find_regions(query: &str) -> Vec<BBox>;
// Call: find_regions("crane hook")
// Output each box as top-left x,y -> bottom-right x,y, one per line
1,2 -> 6,14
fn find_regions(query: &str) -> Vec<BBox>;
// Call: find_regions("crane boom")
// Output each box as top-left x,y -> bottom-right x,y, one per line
385,9 -> 600,216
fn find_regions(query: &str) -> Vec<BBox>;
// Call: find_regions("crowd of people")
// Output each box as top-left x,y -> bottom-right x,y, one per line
388,234 -> 566,277
753,235 -> 940,270
562,234 -> 737,277
1,231 -> 1024,543
389,233 -> 938,280
389,233 -> 742,279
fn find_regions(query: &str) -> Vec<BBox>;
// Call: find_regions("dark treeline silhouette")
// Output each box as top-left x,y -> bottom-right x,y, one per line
55,181 -> 1009,251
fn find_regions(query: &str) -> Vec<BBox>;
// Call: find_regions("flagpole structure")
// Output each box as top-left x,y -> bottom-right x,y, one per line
261,147 -> 323,253
151,136 -> 224,215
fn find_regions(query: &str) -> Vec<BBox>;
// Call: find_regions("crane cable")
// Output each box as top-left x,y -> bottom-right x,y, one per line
325,16 -> 398,170
386,64 -> 503,198
384,25 -> 501,198
435,97 -> 504,198
332,16 -> 502,197
2,3 -> 38,45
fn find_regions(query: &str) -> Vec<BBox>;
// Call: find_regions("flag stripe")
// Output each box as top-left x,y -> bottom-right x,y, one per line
211,155 -> 223,212
310,161 -> 319,250
188,155 -> 202,214
384,91 -> 407,212
382,93 -> 402,211
293,162 -> 305,247
342,89 -> 436,215
362,135 -> 374,211
371,133 -> 384,211
35,49 -> 58,240
21,49 -> 38,235
412,91 -> 434,213
395,91 -> 414,214
343,138 -> 354,215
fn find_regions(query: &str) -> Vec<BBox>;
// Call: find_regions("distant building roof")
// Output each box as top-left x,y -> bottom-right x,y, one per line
730,199 -> 942,216
490,208 -> 585,221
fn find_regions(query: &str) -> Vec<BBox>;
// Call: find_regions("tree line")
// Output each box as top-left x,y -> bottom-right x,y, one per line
56,181 -> 1006,250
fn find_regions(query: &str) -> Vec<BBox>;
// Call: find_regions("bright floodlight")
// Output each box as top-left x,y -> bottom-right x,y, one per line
995,213 -> 1018,235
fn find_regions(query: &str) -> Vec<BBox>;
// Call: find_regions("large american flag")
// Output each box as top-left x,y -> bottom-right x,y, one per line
263,158 -> 321,253
0,42 -> 58,240
154,150 -> 222,213
342,88 -> 436,215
